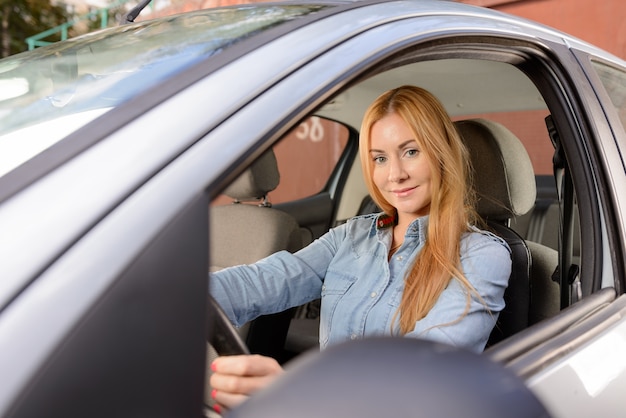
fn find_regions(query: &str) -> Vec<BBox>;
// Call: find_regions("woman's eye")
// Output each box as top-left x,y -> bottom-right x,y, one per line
373,155 -> 386,164
405,149 -> 419,157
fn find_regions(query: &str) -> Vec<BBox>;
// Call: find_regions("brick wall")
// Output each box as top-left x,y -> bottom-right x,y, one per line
146,0 -> 625,59
482,0 -> 625,59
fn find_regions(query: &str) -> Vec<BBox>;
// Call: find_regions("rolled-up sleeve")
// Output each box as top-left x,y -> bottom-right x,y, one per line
209,224 -> 347,327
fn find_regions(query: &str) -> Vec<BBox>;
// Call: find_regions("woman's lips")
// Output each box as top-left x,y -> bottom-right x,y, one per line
392,186 -> 417,198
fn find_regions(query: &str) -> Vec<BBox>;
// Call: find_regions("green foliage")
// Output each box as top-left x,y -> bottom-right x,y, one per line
0,0 -> 71,57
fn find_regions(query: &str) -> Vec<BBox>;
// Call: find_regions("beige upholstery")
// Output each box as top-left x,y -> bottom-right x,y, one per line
526,241 -> 560,323
222,150 -> 280,202
210,203 -> 302,268
210,150 -> 302,269
207,150 -> 303,408
455,119 -> 536,221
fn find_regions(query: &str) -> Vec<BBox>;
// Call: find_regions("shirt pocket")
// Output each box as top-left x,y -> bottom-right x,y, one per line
319,270 -> 358,347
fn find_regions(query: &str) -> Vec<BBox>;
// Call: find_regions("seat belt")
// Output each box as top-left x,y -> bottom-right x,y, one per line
545,115 -> 578,308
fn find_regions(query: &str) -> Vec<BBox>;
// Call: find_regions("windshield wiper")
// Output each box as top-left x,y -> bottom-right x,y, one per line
121,0 -> 153,24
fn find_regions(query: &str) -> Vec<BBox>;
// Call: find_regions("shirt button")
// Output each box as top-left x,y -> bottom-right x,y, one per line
370,292 -> 377,298
396,255 -> 403,261
322,285 -> 326,291
350,334 -> 357,340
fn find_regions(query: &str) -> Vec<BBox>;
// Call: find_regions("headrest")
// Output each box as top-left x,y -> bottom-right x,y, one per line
223,150 -> 280,201
455,119 -> 536,220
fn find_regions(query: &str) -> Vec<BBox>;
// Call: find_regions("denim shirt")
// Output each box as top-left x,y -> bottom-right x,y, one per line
210,213 -> 511,353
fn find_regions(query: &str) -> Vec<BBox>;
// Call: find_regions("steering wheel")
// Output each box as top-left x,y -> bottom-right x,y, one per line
205,295 -> 249,417
207,294 -> 250,356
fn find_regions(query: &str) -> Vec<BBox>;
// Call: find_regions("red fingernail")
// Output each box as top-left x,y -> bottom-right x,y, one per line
213,404 -> 221,414
211,362 -> 217,372
211,389 -> 217,399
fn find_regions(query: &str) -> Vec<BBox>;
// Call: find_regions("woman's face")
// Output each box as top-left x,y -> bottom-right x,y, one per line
369,112 -> 433,222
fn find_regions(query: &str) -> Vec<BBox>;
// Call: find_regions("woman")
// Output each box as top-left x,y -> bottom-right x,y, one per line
208,85 -> 511,412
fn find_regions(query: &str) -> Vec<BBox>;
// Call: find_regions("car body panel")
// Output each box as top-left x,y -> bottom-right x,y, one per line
525,294 -> 626,416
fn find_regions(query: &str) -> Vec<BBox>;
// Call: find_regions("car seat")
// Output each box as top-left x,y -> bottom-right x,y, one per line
209,149 -> 303,356
455,118 -> 558,344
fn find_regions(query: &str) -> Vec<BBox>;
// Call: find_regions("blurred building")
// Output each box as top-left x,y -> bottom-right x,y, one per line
463,0 -> 625,59
140,0 -> 625,59
45,0 -> 623,59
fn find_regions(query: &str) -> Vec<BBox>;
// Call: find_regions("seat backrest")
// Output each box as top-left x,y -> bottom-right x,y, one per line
211,150 -> 302,268
455,119 -> 536,223
455,119 -> 555,344
210,149 -> 302,358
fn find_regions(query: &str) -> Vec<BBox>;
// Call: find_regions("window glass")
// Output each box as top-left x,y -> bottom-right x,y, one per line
591,61 -> 626,137
272,116 -> 349,203
212,116 -> 349,205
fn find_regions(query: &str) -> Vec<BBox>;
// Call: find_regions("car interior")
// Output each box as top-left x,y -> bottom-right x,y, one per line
207,53 -> 588,409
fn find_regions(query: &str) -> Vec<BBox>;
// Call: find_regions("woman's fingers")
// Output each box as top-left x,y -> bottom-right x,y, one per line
210,354 -> 283,410
212,354 -> 282,379
211,388 -> 248,411
210,367 -> 279,395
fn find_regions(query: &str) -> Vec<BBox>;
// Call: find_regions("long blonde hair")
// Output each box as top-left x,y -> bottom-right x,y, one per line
359,85 -> 480,334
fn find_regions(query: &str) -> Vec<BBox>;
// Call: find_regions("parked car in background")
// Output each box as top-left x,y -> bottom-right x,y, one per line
1,1 -> 626,416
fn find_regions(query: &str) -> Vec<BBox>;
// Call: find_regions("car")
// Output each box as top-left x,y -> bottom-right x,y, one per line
1,0 -> 626,416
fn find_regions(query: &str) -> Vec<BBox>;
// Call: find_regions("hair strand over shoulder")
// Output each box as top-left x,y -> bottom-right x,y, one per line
359,85 -> 481,334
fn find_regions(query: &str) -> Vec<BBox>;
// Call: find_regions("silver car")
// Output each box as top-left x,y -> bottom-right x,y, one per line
1,1 -> 625,417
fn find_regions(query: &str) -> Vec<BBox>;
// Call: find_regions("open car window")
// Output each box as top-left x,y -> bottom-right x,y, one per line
208,52 -> 596,362
212,116 -> 350,206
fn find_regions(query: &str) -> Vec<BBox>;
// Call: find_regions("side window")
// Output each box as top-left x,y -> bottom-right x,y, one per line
591,60 -> 626,137
272,116 -> 350,203
212,116 -> 349,206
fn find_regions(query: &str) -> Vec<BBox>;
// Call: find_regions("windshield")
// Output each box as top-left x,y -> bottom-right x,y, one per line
0,4 -> 328,177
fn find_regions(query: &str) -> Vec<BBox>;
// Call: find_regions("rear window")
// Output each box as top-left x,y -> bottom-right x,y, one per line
212,116 -> 351,206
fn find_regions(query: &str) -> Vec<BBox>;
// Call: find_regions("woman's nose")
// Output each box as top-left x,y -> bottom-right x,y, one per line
388,159 -> 407,182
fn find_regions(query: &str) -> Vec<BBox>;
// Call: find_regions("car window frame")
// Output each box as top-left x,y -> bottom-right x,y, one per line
197,14 -> 619,371
570,51 -> 626,289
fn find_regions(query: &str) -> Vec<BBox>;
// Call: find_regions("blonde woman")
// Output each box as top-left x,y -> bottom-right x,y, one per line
209,85 -> 511,412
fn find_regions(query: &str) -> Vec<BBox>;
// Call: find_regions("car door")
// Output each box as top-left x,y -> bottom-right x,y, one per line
514,49 -> 626,418
200,5 -> 626,416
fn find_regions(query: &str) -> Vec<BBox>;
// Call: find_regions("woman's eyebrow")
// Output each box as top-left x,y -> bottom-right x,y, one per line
369,140 -> 417,154
398,139 -> 417,148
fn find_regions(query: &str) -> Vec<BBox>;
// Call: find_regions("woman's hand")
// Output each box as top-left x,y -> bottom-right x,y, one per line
210,354 -> 283,413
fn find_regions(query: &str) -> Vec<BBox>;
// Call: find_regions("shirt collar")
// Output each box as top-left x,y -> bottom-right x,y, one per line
375,213 -> 397,230
406,215 -> 429,238
369,213 -> 429,240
